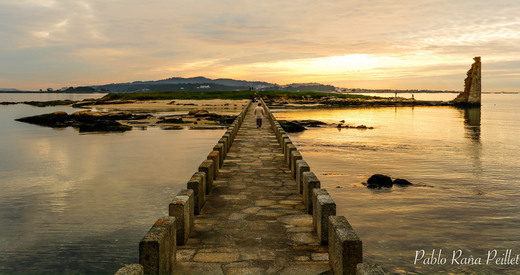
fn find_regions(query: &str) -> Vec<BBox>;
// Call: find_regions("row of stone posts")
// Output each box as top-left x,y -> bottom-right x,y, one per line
259,98 -> 384,275
115,101 -> 252,275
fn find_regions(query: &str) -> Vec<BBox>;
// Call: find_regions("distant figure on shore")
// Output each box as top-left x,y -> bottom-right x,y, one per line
254,103 -> 264,128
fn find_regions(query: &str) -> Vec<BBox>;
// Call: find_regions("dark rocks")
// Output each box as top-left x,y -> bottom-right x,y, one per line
76,120 -> 132,133
366,174 -> 393,188
23,100 -> 77,107
71,99 -> 135,108
277,120 -> 328,132
298,120 -> 326,127
215,117 -> 236,125
70,110 -> 150,122
393,178 -> 413,186
278,120 -> 306,133
15,110 -> 144,133
365,174 -> 414,189
337,124 -> 374,130
188,109 -> 209,115
15,111 -> 71,128
161,126 -> 183,130
157,117 -> 185,124
2,100 -> 78,107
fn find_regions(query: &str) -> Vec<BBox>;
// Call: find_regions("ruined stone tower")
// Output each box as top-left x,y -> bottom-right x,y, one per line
452,57 -> 481,106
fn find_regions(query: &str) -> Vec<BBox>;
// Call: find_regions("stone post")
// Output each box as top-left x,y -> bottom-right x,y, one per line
290,150 -> 303,179
285,144 -> 296,166
328,216 -> 363,275
213,143 -> 224,167
115,264 -> 144,275
282,136 -> 291,154
199,160 -> 214,194
187,172 -> 206,215
312,189 -> 336,244
296,160 -> 310,194
169,189 -> 194,246
207,151 -> 219,178
218,137 -> 228,157
302,171 -> 320,214
139,216 -> 176,275
222,133 -> 231,151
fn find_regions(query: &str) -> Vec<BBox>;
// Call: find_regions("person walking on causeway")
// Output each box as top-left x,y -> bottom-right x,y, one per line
254,103 -> 265,128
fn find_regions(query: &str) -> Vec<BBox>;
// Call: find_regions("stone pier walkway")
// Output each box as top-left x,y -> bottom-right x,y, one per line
173,104 -> 331,274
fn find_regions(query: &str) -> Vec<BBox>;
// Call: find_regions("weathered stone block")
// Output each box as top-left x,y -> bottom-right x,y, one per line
290,150 -> 303,178
225,129 -> 233,144
213,143 -> 224,167
115,264 -> 144,275
328,216 -> 362,275
169,189 -> 194,245
296,160 -> 310,195
280,134 -> 289,151
312,189 -> 329,230
357,263 -> 385,274
139,216 -> 176,275
312,189 -> 336,244
218,137 -> 228,155
187,172 -> 206,215
222,133 -> 231,151
302,171 -> 320,214
282,137 -> 291,154
228,126 -> 236,142
207,151 -> 219,178
199,160 -> 214,194
285,144 -> 296,166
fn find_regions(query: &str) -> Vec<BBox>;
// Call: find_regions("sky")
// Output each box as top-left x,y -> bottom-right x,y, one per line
0,0 -> 519,91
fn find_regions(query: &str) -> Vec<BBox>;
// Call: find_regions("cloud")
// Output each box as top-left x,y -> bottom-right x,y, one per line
0,0 -> 519,90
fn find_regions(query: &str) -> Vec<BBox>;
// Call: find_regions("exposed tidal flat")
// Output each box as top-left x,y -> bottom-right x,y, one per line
1,92 -> 519,274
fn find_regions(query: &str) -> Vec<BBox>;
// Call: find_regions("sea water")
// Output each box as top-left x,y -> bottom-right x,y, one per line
1,93 -> 519,274
273,93 -> 520,274
0,94 -> 226,273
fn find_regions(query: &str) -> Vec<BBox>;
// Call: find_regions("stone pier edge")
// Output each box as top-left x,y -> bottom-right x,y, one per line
116,99 -> 385,274
258,98 -> 384,275
116,101 -> 252,275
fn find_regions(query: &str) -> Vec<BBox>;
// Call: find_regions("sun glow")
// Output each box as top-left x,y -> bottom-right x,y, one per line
266,54 -> 383,75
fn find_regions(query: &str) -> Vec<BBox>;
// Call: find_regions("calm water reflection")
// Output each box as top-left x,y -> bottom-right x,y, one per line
1,93 -> 519,274
274,94 -> 520,274
0,101 -> 225,273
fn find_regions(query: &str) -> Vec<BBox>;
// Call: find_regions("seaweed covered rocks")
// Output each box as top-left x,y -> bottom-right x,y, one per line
16,110 -> 151,133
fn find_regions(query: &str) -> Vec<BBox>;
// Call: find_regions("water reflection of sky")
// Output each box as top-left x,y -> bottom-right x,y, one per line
273,94 -> 520,274
0,104 -> 226,273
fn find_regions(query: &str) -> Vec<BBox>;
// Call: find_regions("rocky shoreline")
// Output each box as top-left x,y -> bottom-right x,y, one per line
9,95 -> 464,133
15,108 -> 238,133
264,97 -> 454,108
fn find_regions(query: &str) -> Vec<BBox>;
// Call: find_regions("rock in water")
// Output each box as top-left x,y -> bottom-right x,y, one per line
393,178 -> 413,186
188,109 -> 209,115
367,174 -> 393,188
278,120 -> 306,132
15,111 -> 71,128
16,111 -> 133,132
157,117 -> 184,124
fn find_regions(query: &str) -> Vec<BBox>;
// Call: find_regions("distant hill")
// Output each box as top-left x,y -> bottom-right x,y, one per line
92,77 -> 336,93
